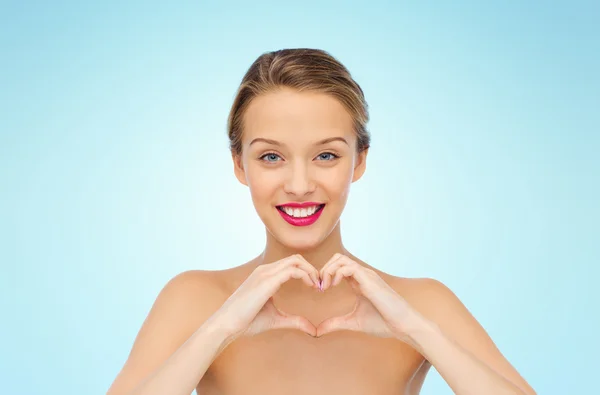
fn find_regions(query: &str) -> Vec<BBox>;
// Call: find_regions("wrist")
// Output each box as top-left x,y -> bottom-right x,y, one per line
200,312 -> 241,348
399,313 -> 442,354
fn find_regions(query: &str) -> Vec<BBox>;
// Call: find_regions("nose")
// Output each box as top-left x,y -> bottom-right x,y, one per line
283,161 -> 316,197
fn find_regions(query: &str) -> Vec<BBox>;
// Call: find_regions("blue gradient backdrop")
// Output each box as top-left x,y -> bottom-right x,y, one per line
1,1 -> 598,394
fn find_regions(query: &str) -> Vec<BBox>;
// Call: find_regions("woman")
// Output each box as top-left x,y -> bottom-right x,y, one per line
107,48 -> 536,395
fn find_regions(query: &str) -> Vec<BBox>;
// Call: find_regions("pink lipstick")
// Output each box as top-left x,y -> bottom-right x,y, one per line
276,202 -> 325,227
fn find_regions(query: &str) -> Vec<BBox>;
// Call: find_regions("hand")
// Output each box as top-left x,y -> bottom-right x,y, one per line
214,254 -> 320,340
316,254 -> 423,342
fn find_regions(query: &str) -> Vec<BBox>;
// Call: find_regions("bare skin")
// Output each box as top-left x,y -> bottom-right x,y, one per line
197,250 -> 432,395
107,87 -> 535,395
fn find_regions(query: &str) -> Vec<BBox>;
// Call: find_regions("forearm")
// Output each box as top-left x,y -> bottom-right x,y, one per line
129,316 -> 235,395
404,317 -> 528,395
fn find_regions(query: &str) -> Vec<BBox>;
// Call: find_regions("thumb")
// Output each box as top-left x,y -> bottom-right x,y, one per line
316,312 -> 357,337
272,311 -> 317,337
268,302 -> 317,336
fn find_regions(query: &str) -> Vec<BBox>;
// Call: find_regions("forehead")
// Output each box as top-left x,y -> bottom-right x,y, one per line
242,88 -> 355,144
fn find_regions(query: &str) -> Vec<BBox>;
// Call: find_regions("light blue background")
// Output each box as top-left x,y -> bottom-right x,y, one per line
1,1 -> 598,394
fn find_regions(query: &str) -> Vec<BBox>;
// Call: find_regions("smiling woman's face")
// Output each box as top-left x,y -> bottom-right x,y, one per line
233,87 -> 368,250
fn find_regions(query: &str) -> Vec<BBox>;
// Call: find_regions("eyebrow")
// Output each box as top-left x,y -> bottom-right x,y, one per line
249,137 -> 349,147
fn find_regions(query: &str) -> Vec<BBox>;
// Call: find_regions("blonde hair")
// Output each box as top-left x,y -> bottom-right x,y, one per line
227,48 -> 370,155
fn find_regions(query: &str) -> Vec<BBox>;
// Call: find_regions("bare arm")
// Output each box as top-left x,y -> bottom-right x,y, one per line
125,317 -> 232,395
405,279 -> 537,395
106,271 -> 233,395
106,256 -> 321,395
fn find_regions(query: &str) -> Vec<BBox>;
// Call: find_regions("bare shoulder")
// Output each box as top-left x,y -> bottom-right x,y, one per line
353,259 -> 457,317
383,274 -> 537,395
134,267 -> 251,337
382,274 -> 464,320
368,269 -> 467,326
346,257 -> 453,312
386,275 -> 449,301
106,269 -> 234,395
144,269 -> 231,318
213,258 -> 263,293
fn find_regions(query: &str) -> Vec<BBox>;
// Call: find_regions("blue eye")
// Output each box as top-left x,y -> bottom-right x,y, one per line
316,152 -> 339,161
260,152 -> 282,162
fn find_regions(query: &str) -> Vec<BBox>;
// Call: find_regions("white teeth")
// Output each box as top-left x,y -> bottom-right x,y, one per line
281,205 -> 321,218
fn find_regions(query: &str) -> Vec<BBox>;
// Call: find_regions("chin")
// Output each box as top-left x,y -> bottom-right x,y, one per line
258,205 -> 341,250
278,234 -> 324,251
276,219 -> 343,250
262,221 -> 331,251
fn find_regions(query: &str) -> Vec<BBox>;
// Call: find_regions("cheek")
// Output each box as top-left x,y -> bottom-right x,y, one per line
246,165 -> 278,202
319,163 -> 354,200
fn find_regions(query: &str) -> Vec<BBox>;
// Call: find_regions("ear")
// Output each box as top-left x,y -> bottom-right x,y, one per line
232,151 -> 248,186
352,148 -> 368,182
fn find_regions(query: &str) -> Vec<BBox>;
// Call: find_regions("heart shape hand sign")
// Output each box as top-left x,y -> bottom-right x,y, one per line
217,254 -> 424,343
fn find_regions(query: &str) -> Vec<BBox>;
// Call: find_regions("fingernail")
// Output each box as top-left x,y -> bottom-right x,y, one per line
319,280 -> 323,292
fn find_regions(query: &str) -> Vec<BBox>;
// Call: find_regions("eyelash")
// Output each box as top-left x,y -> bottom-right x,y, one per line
259,151 -> 340,163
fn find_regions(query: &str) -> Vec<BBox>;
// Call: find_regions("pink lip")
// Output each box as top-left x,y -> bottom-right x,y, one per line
278,201 -> 323,208
276,204 -> 325,227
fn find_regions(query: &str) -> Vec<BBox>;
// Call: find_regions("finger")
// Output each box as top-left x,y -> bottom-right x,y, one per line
320,254 -> 344,290
321,257 -> 351,290
273,311 -> 317,337
319,253 -> 343,278
276,266 -> 316,289
278,254 -> 320,289
324,258 -> 371,292
331,265 -> 356,288
291,254 -> 321,289
263,255 -> 317,288
316,312 -> 356,337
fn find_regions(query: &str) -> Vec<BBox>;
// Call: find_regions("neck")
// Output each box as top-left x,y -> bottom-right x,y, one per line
258,222 -> 349,271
